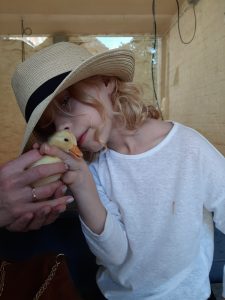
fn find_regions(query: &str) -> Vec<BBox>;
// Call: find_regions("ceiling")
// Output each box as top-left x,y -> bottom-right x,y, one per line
0,0 -> 186,36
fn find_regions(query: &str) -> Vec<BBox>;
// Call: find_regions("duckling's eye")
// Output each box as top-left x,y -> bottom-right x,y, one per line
64,138 -> 69,142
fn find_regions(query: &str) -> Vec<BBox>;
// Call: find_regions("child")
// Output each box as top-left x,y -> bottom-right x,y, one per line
11,42 -> 225,300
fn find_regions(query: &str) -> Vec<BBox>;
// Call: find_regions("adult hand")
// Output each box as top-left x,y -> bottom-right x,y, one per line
0,149 -> 74,231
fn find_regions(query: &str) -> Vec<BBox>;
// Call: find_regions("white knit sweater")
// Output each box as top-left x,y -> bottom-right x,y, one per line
81,122 -> 225,300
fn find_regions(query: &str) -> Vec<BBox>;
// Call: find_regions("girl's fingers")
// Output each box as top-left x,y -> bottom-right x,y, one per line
40,144 -> 76,163
54,185 -> 67,198
61,170 -> 78,185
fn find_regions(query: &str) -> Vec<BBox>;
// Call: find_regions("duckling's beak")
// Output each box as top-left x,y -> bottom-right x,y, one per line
69,145 -> 83,158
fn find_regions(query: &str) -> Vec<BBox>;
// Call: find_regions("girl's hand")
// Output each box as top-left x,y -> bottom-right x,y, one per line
40,143 -> 107,234
39,143 -> 89,193
0,149 -> 74,231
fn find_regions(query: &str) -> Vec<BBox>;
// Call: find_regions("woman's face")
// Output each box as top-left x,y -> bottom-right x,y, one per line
51,78 -> 115,152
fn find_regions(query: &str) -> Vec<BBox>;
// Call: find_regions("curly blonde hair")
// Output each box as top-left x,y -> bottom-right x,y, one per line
35,75 -> 159,162
111,78 -> 159,129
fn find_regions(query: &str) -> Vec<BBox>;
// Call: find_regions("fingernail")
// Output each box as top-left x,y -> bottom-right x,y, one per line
66,197 -> 74,204
62,185 -> 67,194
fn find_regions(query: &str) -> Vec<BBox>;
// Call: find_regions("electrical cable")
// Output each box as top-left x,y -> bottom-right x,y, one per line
176,0 -> 197,44
151,0 -> 163,120
21,18 -> 32,62
150,0 -> 197,120
21,19 -> 25,62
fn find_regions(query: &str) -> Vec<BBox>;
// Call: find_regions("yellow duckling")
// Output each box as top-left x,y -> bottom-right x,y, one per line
30,130 -> 82,187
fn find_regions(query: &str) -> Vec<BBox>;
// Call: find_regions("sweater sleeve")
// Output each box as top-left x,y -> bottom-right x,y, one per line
80,163 -> 129,267
202,140 -> 225,233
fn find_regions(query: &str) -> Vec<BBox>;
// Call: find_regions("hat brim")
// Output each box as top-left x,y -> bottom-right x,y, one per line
20,48 -> 134,153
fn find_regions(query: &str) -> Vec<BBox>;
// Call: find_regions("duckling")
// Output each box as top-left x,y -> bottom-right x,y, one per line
30,130 -> 83,187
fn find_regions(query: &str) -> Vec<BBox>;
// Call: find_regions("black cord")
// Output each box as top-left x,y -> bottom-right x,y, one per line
21,19 -> 25,62
21,18 -> 32,62
176,0 -> 197,44
151,0 -> 163,120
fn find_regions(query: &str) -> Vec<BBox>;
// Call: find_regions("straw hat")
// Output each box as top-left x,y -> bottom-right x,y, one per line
11,42 -> 135,153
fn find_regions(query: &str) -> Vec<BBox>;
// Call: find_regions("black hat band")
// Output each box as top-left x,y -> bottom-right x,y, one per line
25,71 -> 71,122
